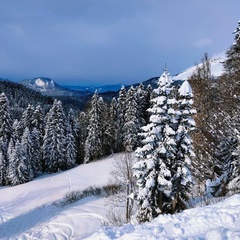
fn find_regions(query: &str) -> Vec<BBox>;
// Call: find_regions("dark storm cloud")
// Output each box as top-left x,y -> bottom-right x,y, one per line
0,0 -> 239,85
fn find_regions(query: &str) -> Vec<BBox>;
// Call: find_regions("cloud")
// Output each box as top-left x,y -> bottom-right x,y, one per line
194,38 -> 213,48
0,1 -> 239,85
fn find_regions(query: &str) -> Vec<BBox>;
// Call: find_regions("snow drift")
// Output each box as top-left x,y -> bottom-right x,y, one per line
87,194 -> 240,239
0,153 -> 240,239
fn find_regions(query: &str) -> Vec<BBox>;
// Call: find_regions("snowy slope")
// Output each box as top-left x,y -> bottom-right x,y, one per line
1,152 -> 240,239
172,52 -> 226,80
87,194 -> 240,239
0,154 -> 117,239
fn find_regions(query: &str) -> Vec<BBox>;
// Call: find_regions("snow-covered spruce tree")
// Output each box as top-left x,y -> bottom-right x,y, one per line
30,105 -> 45,172
123,86 -> 140,152
209,136 -> 239,197
32,105 -> 44,143
224,20 -> 240,75
222,21 -> 240,189
84,91 -> 104,163
30,127 -> 42,174
105,97 -> 118,153
32,105 -> 44,132
65,110 -> 77,168
7,140 -> 31,186
220,21 -> 240,140
0,151 -> 4,185
0,93 -> 14,185
21,127 -> 35,178
98,97 -> 110,156
143,84 -> 153,123
133,70 -> 176,222
15,105 -> 34,138
116,86 -> 127,152
209,137 -> 237,197
77,111 -> 88,164
229,133 -> 240,194
135,83 -> 151,127
171,80 -> 196,212
43,100 -> 71,172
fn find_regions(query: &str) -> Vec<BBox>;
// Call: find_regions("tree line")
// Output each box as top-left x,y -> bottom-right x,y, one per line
0,80 -> 153,186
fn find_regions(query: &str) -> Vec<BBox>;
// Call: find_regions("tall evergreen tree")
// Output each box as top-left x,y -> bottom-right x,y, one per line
98,97 -> 109,155
123,86 -> 140,151
65,109 -> 77,168
135,83 -> 148,127
105,97 -> 118,153
16,105 -> 35,138
30,127 -> 42,173
0,151 -> 4,185
170,80 -> 196,212
116,86 -> 127,151
84,91 -> 104,163
43,100 -> 69,172
133,71 -> 195,222
77,111 -> 88,164
133,70 -> 175,222
7,140 -> 31,186
224,21 -> 240,75
0,93 -> 13,185
32,105 -> 44,142
21,127 -> 35,179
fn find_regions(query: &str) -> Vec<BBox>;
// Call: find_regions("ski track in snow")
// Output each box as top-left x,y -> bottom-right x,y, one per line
1,154 -> 240,239
0,194 -> 107,239
85,194 -> 240,240
0,155 -> 115,239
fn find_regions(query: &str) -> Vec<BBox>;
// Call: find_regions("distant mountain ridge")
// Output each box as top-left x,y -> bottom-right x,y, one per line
4,52 -> 226,99
64,83 -> 124,93
20,77 -> 92,97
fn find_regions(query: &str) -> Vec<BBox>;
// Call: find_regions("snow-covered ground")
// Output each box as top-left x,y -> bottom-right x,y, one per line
1,152 -> 240,239
0,154 -> 116,239
87,194 -> 240,239
173,52 -> 226,81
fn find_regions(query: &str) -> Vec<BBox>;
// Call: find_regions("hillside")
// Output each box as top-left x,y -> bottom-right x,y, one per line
0,153 -> 239,239
0,79 -> 53,119
0,154 -> 116,239
172,52 -> 225,81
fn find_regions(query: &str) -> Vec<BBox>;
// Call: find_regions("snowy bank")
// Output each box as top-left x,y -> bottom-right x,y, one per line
86,194 -> 240,240
0,154 -> 116,239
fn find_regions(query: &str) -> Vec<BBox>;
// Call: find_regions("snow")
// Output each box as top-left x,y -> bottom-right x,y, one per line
87,194 -> 240,239
0,154 -> 116,239
158,70 -> 172,88
173,51 -> 226,81
35,78 -> 46,87
34,78 -> 55,92
1,152 -> 240,239
178,80 -> 193,96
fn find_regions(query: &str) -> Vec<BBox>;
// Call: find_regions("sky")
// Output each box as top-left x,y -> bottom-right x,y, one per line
0,0 -> 239,86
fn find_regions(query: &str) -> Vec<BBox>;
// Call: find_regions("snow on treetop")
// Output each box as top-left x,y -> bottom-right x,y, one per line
158,70 -> 172,87
178,80 -> 193,96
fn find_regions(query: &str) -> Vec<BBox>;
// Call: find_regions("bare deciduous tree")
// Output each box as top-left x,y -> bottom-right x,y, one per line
106,152 -> 136,225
